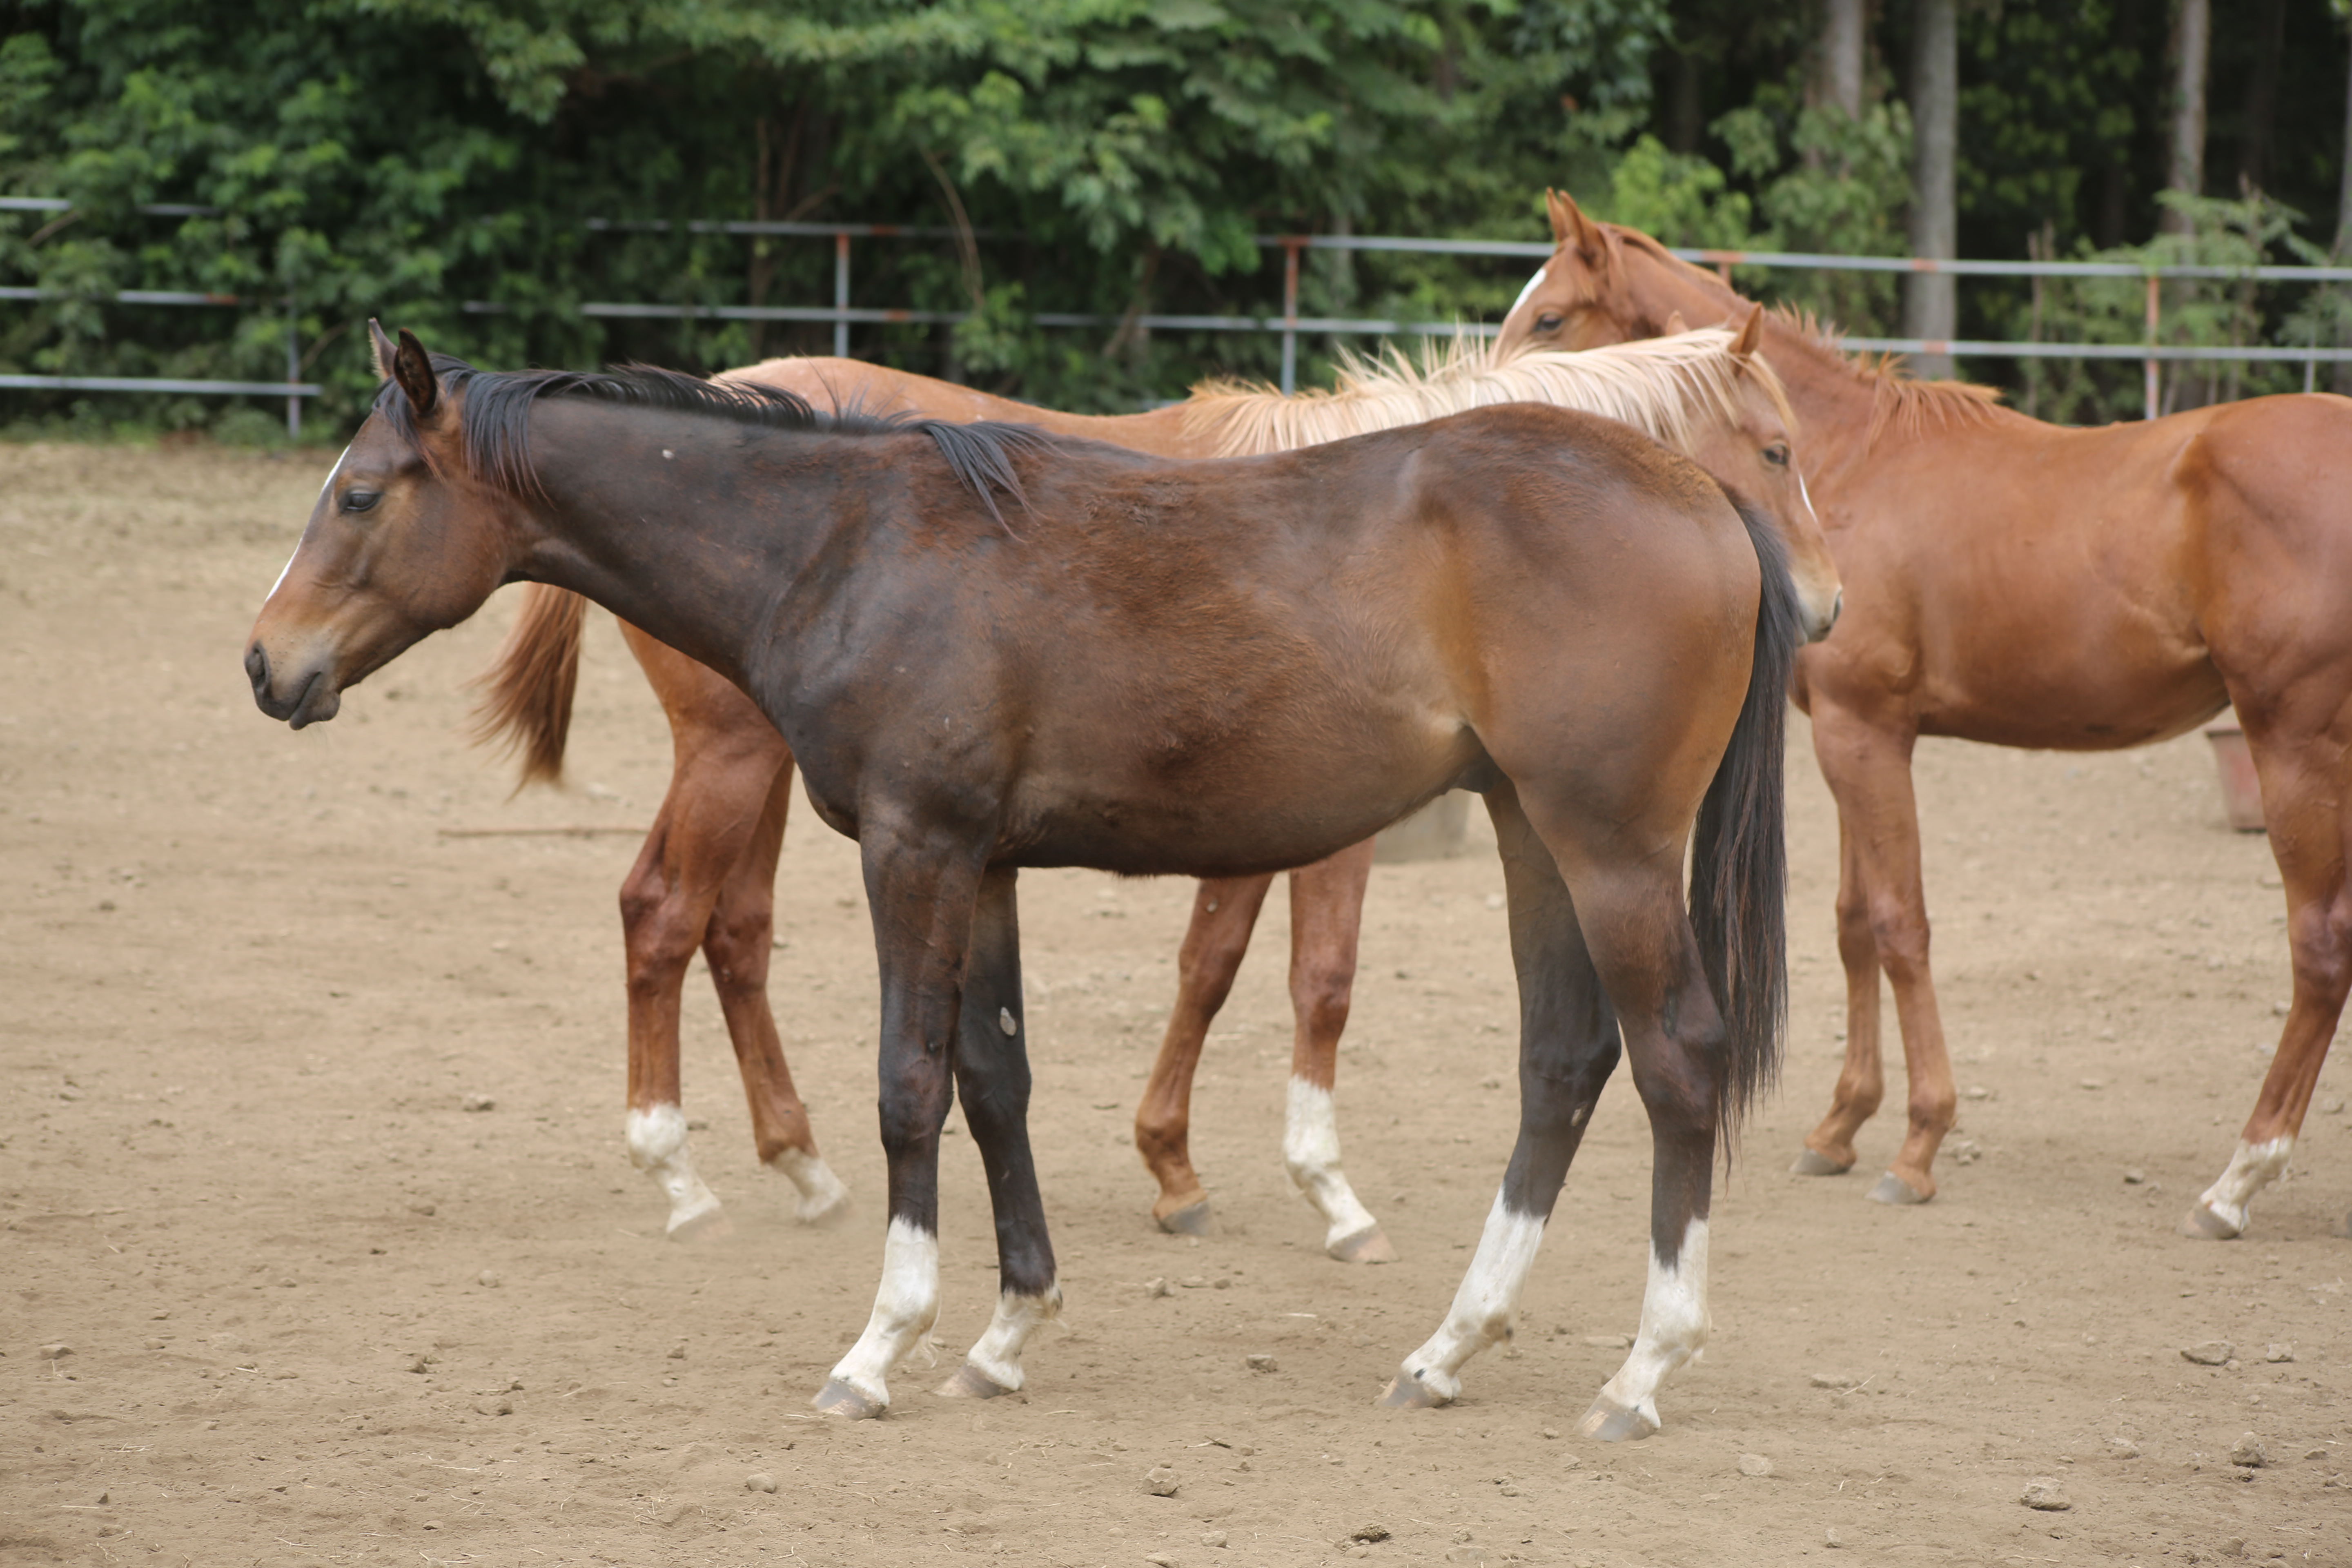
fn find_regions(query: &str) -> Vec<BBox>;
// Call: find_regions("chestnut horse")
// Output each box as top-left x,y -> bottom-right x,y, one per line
1503,192 -> 2352,1238
472,327 -> 1840,1257
247,327 -> 1800,1439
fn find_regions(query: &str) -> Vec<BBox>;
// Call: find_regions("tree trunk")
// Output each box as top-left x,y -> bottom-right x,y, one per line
2238,0 -> 2284,193
1822,0 -> 1866,120
2162,0 -> 2210,233
1904,0 -> 1958,377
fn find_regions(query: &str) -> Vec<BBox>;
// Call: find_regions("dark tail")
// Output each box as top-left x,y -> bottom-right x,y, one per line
1688,497 -> 1803,1147
465,583 -> 587,789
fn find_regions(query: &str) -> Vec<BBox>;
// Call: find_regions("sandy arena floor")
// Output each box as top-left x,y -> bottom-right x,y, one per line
2,442 -> 2347,1566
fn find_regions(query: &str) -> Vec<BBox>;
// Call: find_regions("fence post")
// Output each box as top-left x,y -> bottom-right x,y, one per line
833,232 -> 851,359
1280,239 -> 1301,396
284,294 -> 301,441
2143,274 -> 2160,421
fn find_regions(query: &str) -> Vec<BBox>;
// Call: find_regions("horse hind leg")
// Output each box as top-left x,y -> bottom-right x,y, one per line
936,867 -> 1064,1400
1280,841 -> 1394,1262
1792,815 -> 1884,1177
1134,874 -> 1274,1234
1381,787 -> 1619,1408
703,754 -> 849,1227
2183,713 -> 2352,1238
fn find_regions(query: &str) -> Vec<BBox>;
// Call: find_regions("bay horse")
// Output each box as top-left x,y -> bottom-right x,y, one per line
1502,192 -> 2352,1239
246,326 -> 1802,1439
472,326 -> 1841,1259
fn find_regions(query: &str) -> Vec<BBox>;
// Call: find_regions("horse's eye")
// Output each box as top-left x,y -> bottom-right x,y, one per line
1762,444 -> 1790,468
342,490 -> 381,513
1535,312 -> 1565,333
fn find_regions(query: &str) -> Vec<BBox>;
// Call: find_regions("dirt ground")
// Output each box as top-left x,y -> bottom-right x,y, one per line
2,441 -> 2348,1568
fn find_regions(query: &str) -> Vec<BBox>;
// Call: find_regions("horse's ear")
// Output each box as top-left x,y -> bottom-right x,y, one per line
1548,189 -> 1607,261
1731,303 -> 1766,358
1664,310 -> 1690,336
369,318 -> 398,381
1546,189 -> 1575,246
393,328 -> 439,420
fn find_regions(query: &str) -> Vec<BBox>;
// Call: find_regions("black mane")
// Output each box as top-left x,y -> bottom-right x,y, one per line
374,357 -> 1051,525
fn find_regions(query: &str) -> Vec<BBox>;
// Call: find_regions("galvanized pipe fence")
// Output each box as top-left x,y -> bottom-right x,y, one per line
8,194 -> 2352,434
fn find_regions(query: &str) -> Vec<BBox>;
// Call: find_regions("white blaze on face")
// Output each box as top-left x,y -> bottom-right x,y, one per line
624,1103 -> 722,1235
267,443 -> 354,604
1592,1216 -> 1711,1434
1796,468 -> 1819,528
2195,1136 -> 2294,1235
1389,1189 -> 1548,1404
1282,1077 -> 1380,1252
959,1286 -> 1063,1393
1509,265 -> 1551,320
825,1217 -> 942,1408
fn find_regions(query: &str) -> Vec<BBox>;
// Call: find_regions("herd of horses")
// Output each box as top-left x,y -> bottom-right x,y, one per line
242,191 -> 2350,1445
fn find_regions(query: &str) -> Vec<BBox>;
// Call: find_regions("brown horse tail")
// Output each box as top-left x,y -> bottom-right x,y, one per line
465,583 -> 588,788
1686,494 -> 1803,1149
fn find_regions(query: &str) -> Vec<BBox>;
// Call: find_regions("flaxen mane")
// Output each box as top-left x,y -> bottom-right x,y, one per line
1180,329 -> 1794,459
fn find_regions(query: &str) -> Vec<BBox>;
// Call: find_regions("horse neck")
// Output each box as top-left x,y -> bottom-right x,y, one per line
1617,255 -> 1885,483
512,406 -> 857,692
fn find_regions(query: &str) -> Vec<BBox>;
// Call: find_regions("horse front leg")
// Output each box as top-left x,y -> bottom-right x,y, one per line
813,831 -> 985,1420
1381,788 -> 1618,1409
1805,702 -> 1956,1205
935,867 -> 1063,1398
703,754 -> 849,1226
2183,707 -> 2352,1238
1791,812 -> 1884,1176
1282,840 -> 1394,1261
1134,874 -> 1273,1234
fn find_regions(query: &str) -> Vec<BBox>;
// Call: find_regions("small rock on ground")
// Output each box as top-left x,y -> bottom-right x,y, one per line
1201,1530 -> 1228,1548
461,1094 -> 494,1112
1145,1465 -> 1179,1497
2181,1340 -> 2234,1366
1350,1524 -> 1391,1543
2229,1433 -> 2268,1468
2264,1344 -> 2295,1363
745,1473 -> 777,1493
1244,1354 -> 1276,1373
2020,1478 -> 2071,1511
1737,1454 -> 1775,1477
1824,1527 -> 1845,1548
1809,1372 -> 1858,1390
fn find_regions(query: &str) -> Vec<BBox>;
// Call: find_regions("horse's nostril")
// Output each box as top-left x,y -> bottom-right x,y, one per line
244,643 -> 270,695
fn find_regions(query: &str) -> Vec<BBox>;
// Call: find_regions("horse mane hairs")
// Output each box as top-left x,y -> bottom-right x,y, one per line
1180,328 -> 1797,459
1591,222 -> 2013,449
372,356 -> 1054,528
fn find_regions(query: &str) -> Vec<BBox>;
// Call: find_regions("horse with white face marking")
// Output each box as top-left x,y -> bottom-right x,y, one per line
246,325 -> 1806,1438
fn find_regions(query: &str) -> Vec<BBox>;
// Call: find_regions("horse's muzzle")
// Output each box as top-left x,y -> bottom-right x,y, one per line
245,641 -> 341,728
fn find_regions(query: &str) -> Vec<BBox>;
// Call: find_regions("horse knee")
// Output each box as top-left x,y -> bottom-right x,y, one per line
702,904 -> 775,991
620,883 -> 702,997
1864,897 -> 1930,982
2286,900 -> 2352,1004
1290,962 -> 1354,1044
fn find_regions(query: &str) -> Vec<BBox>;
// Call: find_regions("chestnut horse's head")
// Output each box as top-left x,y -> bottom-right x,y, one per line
245,325 -> 519,728
1494,191 -> 1711,356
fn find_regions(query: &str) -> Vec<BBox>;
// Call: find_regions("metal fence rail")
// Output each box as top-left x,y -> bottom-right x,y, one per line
7,197 -> 2352,428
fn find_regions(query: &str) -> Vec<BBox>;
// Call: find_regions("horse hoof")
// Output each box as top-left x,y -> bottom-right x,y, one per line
1790,1148 -> 1852,1177
797,1189 -> 852,1229
666,1205 -> 735,1243
1376,1373 -> 1450,1410
1328,1225 -> 1398,1264
2177,1203 -> 2243,1240
811,1379 -> 886,1420
1865,1172 -> 1931,1206
1156,1200 -> 1216,1237
935,1363 -> 1016,1401
1574,1395 -> 1658,1443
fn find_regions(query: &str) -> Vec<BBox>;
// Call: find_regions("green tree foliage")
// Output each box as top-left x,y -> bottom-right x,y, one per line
4,0 -> 2352,437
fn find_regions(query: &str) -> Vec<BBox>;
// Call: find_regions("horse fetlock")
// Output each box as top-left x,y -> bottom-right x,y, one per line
766,1147 -> 851,1225
2184,1136 -> 2293,1239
